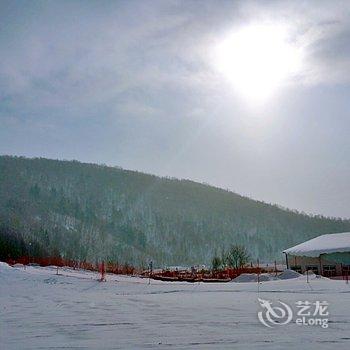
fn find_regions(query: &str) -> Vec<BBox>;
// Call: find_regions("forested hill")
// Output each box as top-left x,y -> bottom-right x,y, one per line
1,155 -> 349,266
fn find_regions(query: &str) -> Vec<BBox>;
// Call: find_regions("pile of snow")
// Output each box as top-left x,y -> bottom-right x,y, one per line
232,273 -> 274,283
233,269 -> 305,283
0,261 -> 12,270
12,263 -> 24,268
0,262 -> 17,277
278,269 -> 302,280
259,274 -> 273,282
232,273 -> 258,282
303,270 -> 325,280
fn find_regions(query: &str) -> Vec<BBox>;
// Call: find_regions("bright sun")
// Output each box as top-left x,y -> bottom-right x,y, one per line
214,24 -> 302,102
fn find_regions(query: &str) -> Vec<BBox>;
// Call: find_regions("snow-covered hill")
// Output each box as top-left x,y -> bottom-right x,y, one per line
2,156 -> 350,266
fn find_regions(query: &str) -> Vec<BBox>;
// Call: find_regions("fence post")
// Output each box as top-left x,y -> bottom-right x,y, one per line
274,260 -> 277,276
148,260 -> 153,285
100,261 -> 106,282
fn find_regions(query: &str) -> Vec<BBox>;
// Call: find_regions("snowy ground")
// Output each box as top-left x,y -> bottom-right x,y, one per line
1,263 -> 350,349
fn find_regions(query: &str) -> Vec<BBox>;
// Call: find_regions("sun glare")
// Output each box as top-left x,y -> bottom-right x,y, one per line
214,24 -> 302,102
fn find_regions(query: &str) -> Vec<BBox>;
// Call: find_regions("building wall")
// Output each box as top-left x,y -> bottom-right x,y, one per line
286,253 -> 350,276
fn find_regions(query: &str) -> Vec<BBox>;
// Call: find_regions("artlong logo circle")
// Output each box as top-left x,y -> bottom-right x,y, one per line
257,298 -> 293,328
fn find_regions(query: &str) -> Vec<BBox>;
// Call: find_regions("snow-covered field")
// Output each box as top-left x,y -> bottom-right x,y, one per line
1,263 -> 350,349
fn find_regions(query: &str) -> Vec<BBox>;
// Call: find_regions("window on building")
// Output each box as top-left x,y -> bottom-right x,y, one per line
306,265 -> 319,274
342,265 -> 350,275
323,265 -> 336,277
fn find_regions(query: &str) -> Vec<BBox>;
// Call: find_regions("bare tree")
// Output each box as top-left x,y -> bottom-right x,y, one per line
225,245 -> 250,269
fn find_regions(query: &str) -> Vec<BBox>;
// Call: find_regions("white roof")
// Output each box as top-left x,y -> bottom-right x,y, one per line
283,232 -> 350,257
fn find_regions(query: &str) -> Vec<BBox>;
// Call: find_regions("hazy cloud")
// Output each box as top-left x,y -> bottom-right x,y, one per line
1,0 -> 350,217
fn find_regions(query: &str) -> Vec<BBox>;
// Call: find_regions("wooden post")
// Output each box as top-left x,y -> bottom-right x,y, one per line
284,253 -> 289,269
100,261 -> 106,282
148,260 -> 153,285
257,259 -> 260,294
274,260 -> 277,276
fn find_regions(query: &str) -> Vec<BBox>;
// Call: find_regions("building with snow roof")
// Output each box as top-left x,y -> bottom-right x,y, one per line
283,232 -> 350,277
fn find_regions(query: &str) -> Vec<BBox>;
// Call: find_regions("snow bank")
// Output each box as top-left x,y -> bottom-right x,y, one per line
303,270 -> 326,280
233,269 -> 303,282
259,274 -> 274,282
232,273 -> 258,282
0,261 -> 12,270
278,269 -> 302,280
12,263 -> 25,268
232,273 -> 274,283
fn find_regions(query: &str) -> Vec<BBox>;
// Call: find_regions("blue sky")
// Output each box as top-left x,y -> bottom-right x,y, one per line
1,0 -> 350,218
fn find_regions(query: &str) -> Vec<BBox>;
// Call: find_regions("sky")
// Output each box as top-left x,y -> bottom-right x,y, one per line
1,0 -> 350,218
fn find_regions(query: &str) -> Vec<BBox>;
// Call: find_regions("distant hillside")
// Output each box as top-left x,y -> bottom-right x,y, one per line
1,155 -> 349,266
